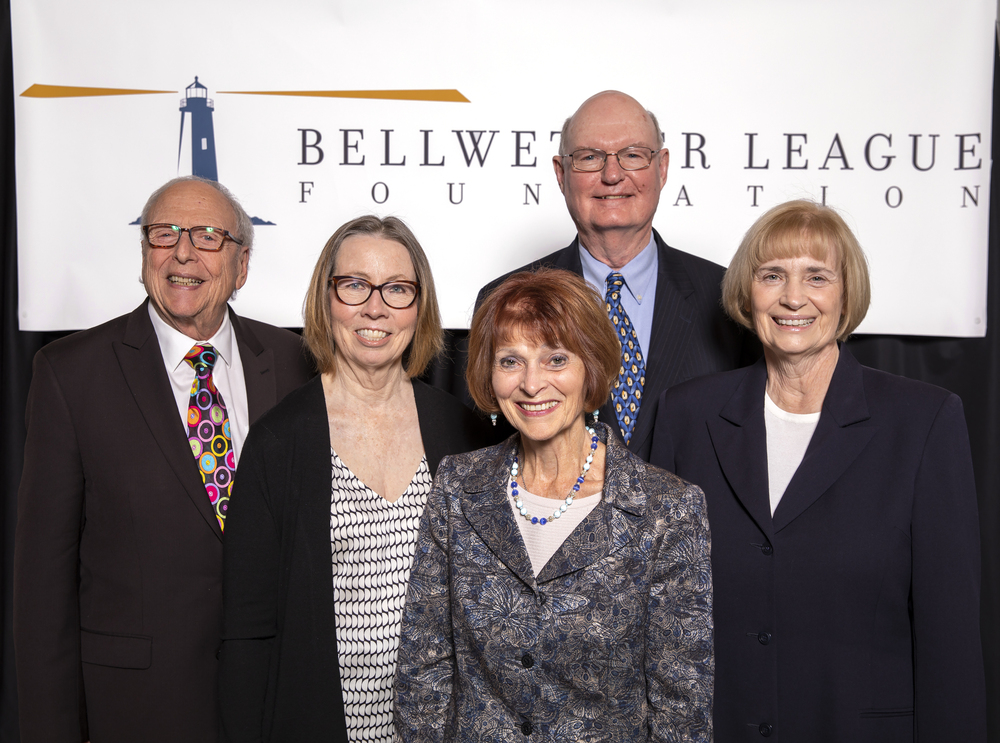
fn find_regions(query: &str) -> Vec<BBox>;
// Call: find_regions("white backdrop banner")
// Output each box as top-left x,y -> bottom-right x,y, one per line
11,0 -> 996,335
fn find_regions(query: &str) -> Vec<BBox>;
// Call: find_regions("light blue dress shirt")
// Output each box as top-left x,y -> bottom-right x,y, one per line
579,233 -> 658,362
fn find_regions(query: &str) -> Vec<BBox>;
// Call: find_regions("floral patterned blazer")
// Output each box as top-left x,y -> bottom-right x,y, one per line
394,424 -> 713,742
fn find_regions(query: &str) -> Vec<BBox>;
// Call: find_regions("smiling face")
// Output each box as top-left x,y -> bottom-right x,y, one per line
141,181 -> 249,340
329,235 -> 418,375
553,91 -> 669,262
492,340 -> 588,445
751,247 -> 844,364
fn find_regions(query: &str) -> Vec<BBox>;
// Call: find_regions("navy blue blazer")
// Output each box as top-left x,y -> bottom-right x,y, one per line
476,230 -> 757,461
649,347 -> 986,742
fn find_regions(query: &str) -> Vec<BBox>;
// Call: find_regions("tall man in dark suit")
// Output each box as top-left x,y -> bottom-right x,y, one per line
478,91 -> 755,461
13,177 -> 314,743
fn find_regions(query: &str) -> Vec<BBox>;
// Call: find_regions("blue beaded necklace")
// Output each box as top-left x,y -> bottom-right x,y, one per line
510,425 -> 599,526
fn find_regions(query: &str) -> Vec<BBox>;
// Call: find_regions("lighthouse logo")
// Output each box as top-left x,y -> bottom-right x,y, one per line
129,76 -> 257,224
178,77 -> 219,181
20,79 -> 468,161
20,77 -> 469,226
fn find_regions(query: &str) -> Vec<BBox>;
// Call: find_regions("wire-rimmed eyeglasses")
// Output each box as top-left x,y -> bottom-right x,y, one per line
329,276 -> 420,309
143,224 -> 244,251
563,147 -> 660,172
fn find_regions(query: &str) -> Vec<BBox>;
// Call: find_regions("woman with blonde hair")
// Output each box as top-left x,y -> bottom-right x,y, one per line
219,216 -> 495,742
651,200 -> 986,742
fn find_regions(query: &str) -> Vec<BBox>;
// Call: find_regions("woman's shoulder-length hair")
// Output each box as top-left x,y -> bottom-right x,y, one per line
302,215 -> 443,376
722,199 -> 871,341
466,267 -> 620,413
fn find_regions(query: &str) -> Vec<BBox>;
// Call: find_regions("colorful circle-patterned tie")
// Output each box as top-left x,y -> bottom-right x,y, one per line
184,344 -> 234,531
605,272 -> 646,446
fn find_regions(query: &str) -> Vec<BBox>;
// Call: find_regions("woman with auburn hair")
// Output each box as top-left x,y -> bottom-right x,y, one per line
395,268 -> 714,742
651,200 -> 986,742
219,216 -> 496,742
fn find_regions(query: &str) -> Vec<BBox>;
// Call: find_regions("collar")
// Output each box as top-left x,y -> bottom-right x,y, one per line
720,344 -> 870,428
578,232 -> 657,304
147,302 -> 236,371
462,422 -> 647,517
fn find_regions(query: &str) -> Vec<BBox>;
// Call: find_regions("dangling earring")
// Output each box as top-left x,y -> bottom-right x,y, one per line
490,412 -> 497,427
592,409 -> 600,424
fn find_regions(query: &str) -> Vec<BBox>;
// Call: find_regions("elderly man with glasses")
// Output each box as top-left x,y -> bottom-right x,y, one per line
14,176 -> 313,743
477,90 -> 757,461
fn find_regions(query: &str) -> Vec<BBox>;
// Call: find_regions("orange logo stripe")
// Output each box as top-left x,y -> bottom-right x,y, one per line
217,89 -> 469,102
21,84 -> 176,98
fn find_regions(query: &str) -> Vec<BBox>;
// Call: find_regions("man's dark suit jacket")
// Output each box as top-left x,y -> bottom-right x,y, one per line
14,301 -> 314,743
650,348 -> 986,742
476,229 -> 757,461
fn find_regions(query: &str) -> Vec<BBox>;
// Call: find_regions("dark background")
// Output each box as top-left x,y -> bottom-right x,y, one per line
1,3 -> 997,739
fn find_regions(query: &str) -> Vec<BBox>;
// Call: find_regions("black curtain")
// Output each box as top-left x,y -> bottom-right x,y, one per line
1,1 -> 998,739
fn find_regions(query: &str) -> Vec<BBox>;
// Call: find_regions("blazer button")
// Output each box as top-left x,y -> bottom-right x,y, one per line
761,543 -> 773,555
521,653 -> 534,668
521,720 -> 533,735
758,722 -> 773,736
757,632 -> 771,645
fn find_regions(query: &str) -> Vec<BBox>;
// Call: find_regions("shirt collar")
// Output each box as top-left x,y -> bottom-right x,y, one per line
578,232 -> 657,304
147,302 -> 235,372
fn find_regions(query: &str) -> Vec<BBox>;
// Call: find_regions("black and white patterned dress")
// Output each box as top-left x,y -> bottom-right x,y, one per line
330,449 -> 431,743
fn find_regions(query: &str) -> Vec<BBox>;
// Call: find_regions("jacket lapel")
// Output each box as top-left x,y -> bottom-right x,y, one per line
536,426 -> 643,584
114,302 -> 223,540
614,231 -> 695,457
231,309 -> 277,423
550,242 -> 628,449
553,238 -> 585,273
706,359 -> 774,539
771,348 -> 876,532
461,438 -> 537,587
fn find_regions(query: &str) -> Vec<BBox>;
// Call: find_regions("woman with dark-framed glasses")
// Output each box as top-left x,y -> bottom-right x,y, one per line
218,215 -> 496,742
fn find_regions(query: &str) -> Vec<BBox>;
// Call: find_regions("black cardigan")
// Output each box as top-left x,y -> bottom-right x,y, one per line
218,376 -> 497,742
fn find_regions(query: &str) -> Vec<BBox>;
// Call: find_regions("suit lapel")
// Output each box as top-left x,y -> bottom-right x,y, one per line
537,426 -> 643,584
553,238 -> 585,273
771,348 -> 876,532
706,359 -> 774,539
231,309 -> 277,423
578,233 -> 682,456
461,439 -> 536,587
598,398 -> 622,445
114,302 -> 223,540
554,240 -> 628,448
623,232 -> 695,456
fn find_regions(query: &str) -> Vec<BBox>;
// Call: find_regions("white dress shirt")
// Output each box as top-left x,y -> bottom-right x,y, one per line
148,303 -> 250,463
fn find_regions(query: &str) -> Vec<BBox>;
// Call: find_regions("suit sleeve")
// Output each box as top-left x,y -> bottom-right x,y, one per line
738,330 -> 763,369
648,389 -> 679,472
645,479 -> 714,743
13,349 -> 88,742
219,425 -> 283,743
910,394 -> 986,740
394,459 -> 457,742
473,285 -> 490,314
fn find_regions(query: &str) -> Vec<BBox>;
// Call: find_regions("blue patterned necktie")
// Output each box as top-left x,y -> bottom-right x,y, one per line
184,343 -> 235,531
605,272 -> 646,445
